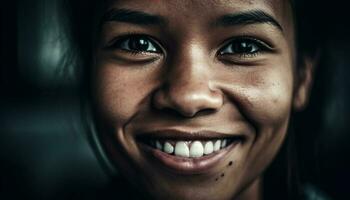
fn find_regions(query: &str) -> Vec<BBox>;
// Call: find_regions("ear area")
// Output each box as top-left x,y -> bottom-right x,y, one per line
293,53 -> 319,111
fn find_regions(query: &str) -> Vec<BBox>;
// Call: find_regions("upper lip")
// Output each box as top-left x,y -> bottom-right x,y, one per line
136,129 -> 245,141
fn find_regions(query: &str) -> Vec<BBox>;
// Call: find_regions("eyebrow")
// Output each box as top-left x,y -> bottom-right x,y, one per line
101,8 -> 166,26
215,10 -> 283,32
101,8 -> 283,32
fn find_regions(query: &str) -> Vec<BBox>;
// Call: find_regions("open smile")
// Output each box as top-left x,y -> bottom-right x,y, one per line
137,130 -> 244,175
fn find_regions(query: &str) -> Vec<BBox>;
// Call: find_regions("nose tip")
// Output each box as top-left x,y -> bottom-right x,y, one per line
152,43 -> 224,117
152,81 -> 224,117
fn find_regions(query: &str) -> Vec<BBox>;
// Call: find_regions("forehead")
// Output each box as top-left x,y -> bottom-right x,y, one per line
107,0 -> 293,27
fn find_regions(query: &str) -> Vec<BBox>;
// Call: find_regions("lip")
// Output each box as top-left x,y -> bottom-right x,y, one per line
136,129 -> 243,175
136,129 -> 244,140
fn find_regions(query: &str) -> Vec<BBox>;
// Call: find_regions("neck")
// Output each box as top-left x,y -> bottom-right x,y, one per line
235,178 -> 263,200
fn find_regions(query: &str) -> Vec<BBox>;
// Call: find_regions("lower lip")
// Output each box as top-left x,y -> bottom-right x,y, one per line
140,142 -> 238,175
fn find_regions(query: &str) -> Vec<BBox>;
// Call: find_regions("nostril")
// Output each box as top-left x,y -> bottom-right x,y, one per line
152,95 -> 221,118
151,80 -> 224,118
194,108 -> 218,117
154,107 -> 196,118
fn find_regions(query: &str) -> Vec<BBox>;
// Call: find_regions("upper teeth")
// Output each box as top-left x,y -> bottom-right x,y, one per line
151,139 -> 229,158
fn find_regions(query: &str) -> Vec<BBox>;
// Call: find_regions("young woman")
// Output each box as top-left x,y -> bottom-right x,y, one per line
60,0 -> 327,199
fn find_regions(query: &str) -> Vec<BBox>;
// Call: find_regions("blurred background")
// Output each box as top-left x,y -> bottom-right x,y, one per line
1,0 -> 350,199
0,1 -> 109,199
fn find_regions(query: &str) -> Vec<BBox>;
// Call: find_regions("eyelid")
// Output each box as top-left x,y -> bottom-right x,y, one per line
218,35 -> 275,54
105,33 -> 165,54
216,36 -> 276,66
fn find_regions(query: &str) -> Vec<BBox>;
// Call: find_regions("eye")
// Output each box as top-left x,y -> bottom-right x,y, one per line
219,38 -> 271,56
110,35 -> 161,54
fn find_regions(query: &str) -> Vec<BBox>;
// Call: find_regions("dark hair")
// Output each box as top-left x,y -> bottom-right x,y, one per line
57,1 -> 323,199
264,2 -> 328,199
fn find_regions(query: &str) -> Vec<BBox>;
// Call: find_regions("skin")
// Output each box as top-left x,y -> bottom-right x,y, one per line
91,0 -> 315,199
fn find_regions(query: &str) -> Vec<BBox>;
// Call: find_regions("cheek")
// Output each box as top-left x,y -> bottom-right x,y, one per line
92,63 -> 157,125
241,67 -> 294,158
241,66 -> 294,169
220,65 -> 294,129
218,65 -> 294,183
247,68 -> 293,126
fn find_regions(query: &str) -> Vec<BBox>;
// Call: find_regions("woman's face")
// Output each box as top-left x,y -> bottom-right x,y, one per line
92,0 -> 313,199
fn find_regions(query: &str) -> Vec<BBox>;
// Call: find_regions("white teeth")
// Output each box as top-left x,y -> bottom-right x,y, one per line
164,142 -> 174,154
221,139 -> 227,148
174,141 -> 190,157
204,141 -> 214,155
214,140 -> 221,151
152,139 -> 231,157
189,141 -> 204,158
156,140 -> 163,150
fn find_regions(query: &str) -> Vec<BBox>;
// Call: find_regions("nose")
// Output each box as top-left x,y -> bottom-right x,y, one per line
152,48 -> 223,117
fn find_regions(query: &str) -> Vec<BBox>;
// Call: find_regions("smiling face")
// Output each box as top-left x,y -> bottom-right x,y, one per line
91,0 -> 313,199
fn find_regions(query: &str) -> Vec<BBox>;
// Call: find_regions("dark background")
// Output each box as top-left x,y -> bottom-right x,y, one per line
1,0 -> 350,199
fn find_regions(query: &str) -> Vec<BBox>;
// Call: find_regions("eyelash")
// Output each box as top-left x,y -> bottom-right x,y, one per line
218,36 -> 273,58
107,34 -> 162,55
107,34 -> 272,58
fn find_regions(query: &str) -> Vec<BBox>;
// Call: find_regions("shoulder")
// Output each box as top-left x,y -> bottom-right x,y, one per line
301,183 -> 332,200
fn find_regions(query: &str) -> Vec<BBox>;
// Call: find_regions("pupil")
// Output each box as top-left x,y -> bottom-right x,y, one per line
233,41 -> 255,53
131,37 -> 149,51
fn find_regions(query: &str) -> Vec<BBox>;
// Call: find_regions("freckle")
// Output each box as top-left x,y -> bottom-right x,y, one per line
215,178 -> 218,181
221,173 -> 225,177
228,161 -> 233,166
